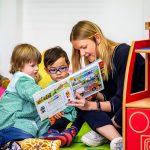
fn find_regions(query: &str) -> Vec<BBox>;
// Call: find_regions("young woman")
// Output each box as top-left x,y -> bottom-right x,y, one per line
67,20 -> 145,150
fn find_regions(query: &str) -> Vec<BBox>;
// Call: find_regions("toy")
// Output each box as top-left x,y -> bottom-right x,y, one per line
0,87 -> 6,97
18,138 -> 61,150
0,74 -> 10,88
38,52 -> 52,88
0,74 -> 10,96
123,22 -> 150,150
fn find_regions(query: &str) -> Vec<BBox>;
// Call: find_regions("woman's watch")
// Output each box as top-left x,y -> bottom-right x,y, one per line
96,100 -> 101,111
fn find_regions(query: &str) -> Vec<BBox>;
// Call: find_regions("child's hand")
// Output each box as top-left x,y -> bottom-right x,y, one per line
34,73 -> 42,83
54,112 -> 64,119
50,117 -> 56,125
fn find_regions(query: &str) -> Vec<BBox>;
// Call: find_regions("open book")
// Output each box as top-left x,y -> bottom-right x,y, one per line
33,59 -> 104,120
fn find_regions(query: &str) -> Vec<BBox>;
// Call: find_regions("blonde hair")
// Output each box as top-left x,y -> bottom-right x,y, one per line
70,20 -> 119,80
10,43 -> 41,74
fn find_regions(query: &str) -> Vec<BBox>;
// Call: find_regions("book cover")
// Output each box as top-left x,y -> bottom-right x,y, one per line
33,59 -> 104,120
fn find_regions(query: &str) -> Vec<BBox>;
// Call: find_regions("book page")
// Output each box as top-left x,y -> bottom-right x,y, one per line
69,59 -> 104,98
33,79 -> 74,120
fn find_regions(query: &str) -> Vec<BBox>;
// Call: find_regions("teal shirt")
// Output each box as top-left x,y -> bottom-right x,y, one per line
0,72 -> 50,137
49,81 -> 77,122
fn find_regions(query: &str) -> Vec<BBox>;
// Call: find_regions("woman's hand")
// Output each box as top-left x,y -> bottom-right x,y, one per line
86,92 -> 104,101
67,93 -> 96,110
53,112 -> 64,119
85,95 -> 93,101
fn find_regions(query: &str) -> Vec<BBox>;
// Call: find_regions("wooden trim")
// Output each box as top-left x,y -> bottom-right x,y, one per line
145,22 -> 150,30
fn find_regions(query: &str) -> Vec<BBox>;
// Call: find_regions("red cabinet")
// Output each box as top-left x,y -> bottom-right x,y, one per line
123,26 -> 150,150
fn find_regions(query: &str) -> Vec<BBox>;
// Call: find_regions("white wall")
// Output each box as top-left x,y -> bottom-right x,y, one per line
0,0 -> 150,78
143,0 -> 150,37
0,0 -> 23,78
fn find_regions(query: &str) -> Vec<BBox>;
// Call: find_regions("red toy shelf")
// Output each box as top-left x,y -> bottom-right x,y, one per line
123,37 -> 150,149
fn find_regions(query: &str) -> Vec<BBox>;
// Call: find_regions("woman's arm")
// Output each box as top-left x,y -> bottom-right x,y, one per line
67,93 -> 111,112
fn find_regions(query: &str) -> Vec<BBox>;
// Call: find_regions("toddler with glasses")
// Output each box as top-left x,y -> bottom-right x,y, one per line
40,46 -> 79,146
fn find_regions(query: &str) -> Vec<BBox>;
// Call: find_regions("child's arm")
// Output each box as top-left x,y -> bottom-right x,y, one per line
34,73 -> 42,83
15,76 -> 41,103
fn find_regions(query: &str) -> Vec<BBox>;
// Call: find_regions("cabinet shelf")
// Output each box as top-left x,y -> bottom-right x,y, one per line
125,97 -> 150,108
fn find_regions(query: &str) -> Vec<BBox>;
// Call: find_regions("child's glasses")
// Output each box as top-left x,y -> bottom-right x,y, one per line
48,66 -> 68,74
